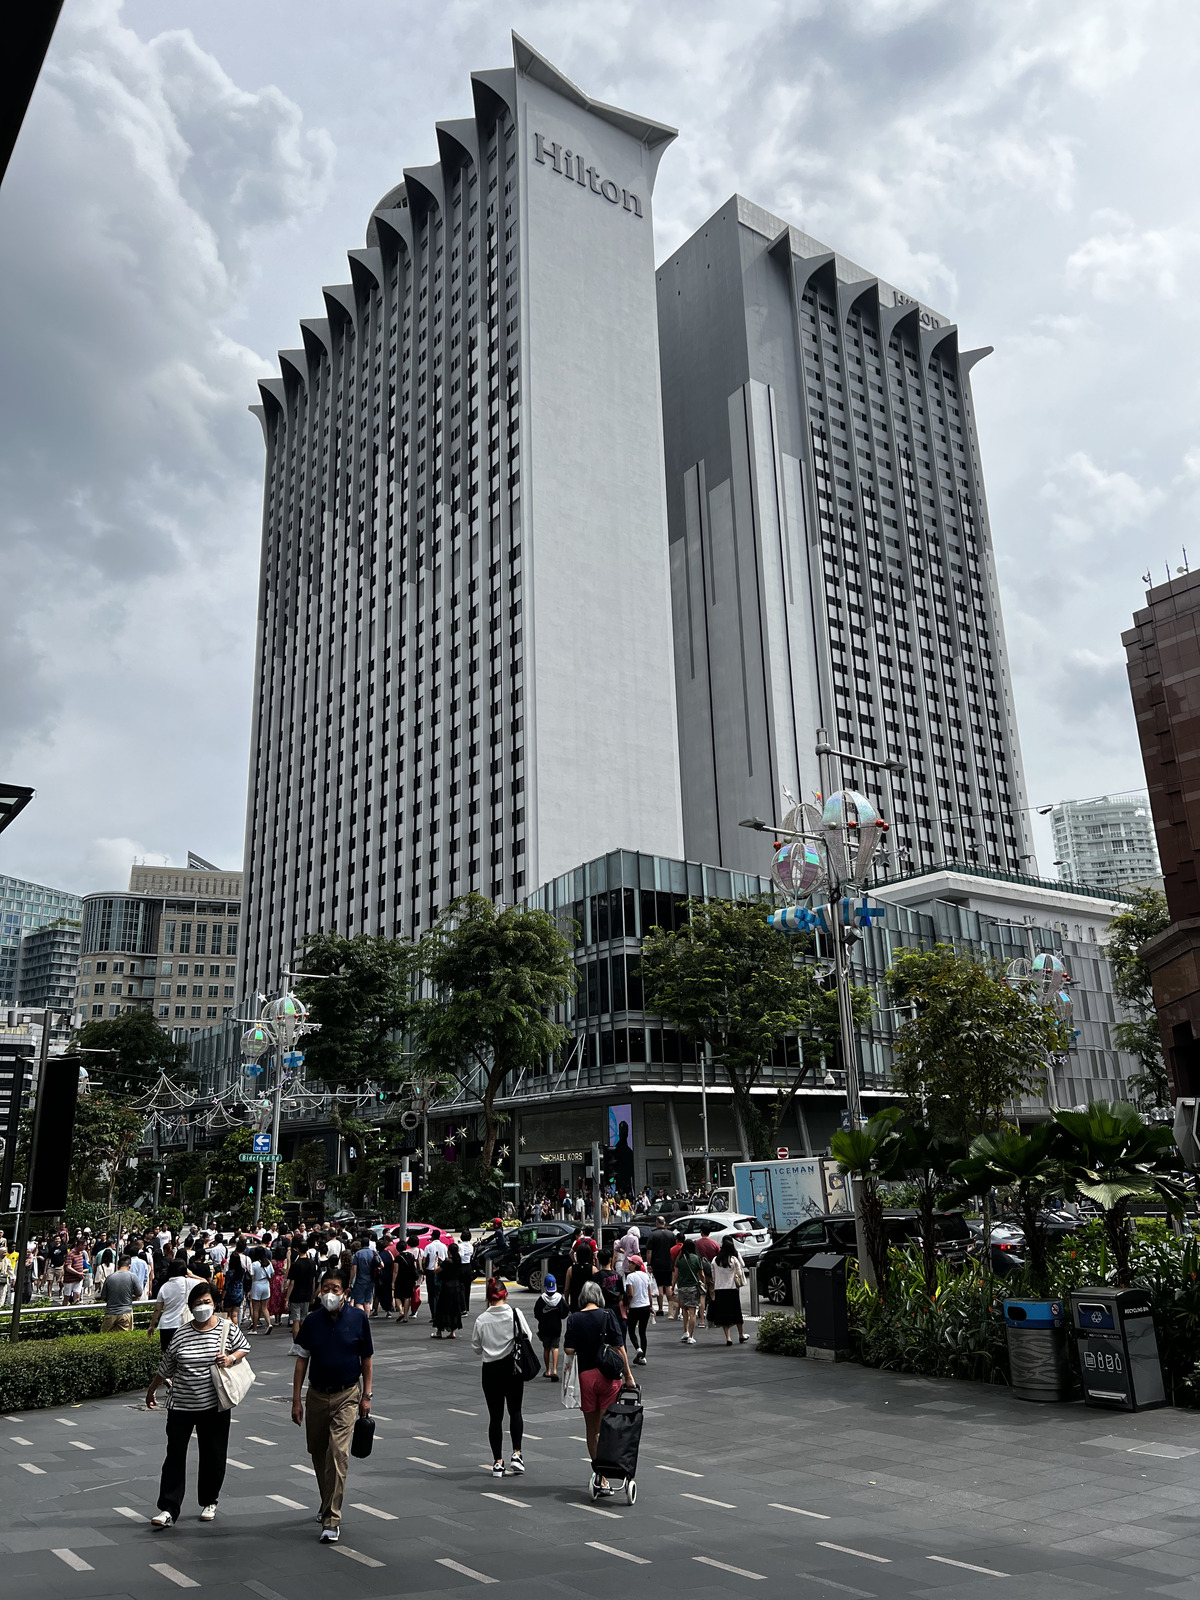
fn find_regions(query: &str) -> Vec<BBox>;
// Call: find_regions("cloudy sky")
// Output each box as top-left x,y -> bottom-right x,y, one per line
1,0 -> 1196,894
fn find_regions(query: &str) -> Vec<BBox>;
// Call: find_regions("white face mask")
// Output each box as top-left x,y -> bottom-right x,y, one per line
192,1302 -> 215,1324
321,1292 -> 343,1313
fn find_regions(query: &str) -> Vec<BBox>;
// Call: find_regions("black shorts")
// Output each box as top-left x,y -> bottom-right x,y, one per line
653,1268 -> 672,1288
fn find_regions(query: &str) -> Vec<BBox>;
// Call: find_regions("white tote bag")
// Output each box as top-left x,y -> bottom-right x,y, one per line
561,1356 -> 580,1411
211,1318 -> 255,1411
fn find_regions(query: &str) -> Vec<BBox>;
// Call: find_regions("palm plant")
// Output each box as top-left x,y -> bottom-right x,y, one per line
952,1123 -> 1063,1293
831,1106 -> 905,1295
891,1123 -> 965,1299
1052,1099 -> 1187,1284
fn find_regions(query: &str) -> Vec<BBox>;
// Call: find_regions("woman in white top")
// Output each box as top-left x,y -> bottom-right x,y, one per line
623,1255 -> 652,1365
708,1236 -> 748,1346
147,1260 -> 201,1352
248,1249 -> 274,1335
469,1279 -> 534,1480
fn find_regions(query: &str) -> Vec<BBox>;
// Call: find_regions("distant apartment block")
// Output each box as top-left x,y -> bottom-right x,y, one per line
1050,793 -> 1161,897
16,918 -> 81,1011
0,874 -> 82,1005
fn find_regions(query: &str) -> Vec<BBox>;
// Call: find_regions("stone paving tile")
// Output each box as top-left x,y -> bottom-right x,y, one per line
1118,1549 -> 1200,1577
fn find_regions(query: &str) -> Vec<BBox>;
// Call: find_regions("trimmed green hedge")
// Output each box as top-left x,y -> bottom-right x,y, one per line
757,1310 -> 808,1356
0,1332 -> 160,1412
0,1305 -> 156,1343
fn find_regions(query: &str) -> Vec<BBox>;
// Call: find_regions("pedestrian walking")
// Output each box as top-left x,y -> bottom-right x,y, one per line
695,1222 -> 719,1329
563,1281 -> 635,1497
284,1243 -> 318,1343
624,1255 -> 652,1365
470,1279 -> 532,1479
248,1249 -> 274,1333
672,1237 -> 704,1344
221,1248 -> 247,1324
393,1243 -> 417,1322
645,1215 -> 675,1317
708,1236 -> 749,1346
98,1255 -> 138,1333
146,1282 -> 251,1528
148,1259 -> 198,1351
533,1274 -> 566,1379
564,1244 -> 595,1311
431,1241 -> 466,1339
349,1237 -> 376,1314
423,1229 -> 448,1317
291,1270 -> 373,1544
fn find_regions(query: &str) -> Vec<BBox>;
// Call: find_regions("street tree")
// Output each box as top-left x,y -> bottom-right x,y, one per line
73,1010 -> 191,1099
294,932 -> 423,1101
1053,1099 -> 1186,1284
831,1106 -> 905,1294
415,895 -> 575,1171
890,1121 -> 965,1299
952,1124 -> 1063,1293
1106,888 -> 1171,1112
641,897 -> 870,1161
886,944 -> 1071,1144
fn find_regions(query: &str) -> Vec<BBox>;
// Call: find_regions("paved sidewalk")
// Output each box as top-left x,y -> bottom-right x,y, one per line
3,1300 -> 1200,1596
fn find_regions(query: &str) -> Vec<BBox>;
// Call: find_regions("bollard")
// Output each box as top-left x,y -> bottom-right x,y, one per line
749,1270 -> 759,1319
790,1268 -> 804,1311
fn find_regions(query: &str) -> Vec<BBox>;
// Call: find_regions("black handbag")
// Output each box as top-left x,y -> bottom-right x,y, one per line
596,1341 -> 624,1380
350,1414 -> 375,1459
512,1309 -> 541,1382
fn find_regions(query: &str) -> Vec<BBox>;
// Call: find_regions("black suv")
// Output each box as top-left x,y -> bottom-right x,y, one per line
478,1221 -> 576,1283
756,1210 -> 972,1306
516,1225 -> 623,1291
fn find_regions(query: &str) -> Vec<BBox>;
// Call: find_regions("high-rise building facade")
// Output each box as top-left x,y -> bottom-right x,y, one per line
16,918 -> 81,1011
0,874 -> 82,1005
656,197 -> 1033,879
77,863 -> 242,1040
242,35 -> 683,994
1050,793 -> 1161,897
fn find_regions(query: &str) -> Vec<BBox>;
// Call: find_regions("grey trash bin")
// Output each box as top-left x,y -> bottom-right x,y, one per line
1071,1287 -> 1165,1412
1003,1299 -> 1071,1402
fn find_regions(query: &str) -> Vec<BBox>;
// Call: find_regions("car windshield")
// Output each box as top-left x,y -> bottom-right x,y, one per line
933,1215 -> 971,1241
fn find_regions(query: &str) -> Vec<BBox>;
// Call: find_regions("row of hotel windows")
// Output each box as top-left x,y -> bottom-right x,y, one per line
80,983 -> 235,999
81,960 -> 236,977
87,1003 -> 234,1021
162,921 -> 237,956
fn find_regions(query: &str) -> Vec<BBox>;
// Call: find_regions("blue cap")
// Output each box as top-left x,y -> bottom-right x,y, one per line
544,1275 -> 557,1291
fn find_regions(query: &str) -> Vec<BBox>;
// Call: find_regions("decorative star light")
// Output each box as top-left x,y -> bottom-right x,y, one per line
499,1144 -> 510,1158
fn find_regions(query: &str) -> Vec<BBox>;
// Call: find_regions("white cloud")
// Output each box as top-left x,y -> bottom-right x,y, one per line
1066,211 -> 1199,301
1039,451 -> 1166,546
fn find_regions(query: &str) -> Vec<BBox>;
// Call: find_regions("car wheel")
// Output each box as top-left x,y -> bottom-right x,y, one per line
527,1266 -> 544,1293
763,1271 -> 791,1306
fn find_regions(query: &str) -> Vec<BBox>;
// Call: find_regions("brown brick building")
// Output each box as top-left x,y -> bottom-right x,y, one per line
1124,570 -> 1200,1095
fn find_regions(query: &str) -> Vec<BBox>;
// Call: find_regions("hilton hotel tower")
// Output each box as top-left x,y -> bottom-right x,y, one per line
242,36 -> 684,989
657,198 -> 1035,880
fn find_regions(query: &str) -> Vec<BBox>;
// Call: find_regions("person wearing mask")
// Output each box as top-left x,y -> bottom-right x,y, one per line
98,1254 -> 137,1332
248,1248 -> 274,1334
147,1259 -> 199,1351
432,1241 -> 466,1339
532,1274 -> 566,1380
422,1229 -> 448,1318
146,1282 -> 251,1528
645,1216 -> 676,1319
291,1271 -> 373,1544
624,1255 -> 653,1366
470,1279 -> 532,1479
708,1235 -> 749,1346
672,1237 -> 704,1345
563,1281 -> 635,1497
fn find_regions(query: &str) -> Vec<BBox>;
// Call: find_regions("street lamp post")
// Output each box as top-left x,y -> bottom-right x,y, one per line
240,983 -> 317,1227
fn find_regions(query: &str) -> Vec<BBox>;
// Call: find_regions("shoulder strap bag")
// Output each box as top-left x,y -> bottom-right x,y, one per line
512,1307 -> 541,1382
211,1317 -> 256,1411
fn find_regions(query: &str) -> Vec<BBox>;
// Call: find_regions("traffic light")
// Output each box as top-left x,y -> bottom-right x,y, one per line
600,1144 -> 615,1187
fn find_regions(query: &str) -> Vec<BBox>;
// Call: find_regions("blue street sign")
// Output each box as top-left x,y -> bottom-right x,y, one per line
253,1134 -> 272,1154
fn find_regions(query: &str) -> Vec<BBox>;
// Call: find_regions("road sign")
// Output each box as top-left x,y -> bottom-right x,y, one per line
7,1182 -> 23,1212
239,1152 -> 283,1163
253,1134 -> 272,1154
400,1172 -> 412,1193
777,1147 -> 789,1160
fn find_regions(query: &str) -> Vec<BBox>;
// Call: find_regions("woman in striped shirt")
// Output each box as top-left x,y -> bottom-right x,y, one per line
146,1281 -> 251,1528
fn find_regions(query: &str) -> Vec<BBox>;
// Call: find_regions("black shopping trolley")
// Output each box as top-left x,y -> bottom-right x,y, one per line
591,1384 -> 643,1506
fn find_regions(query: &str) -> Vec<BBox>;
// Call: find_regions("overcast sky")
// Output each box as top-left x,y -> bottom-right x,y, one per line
2,0 -> 1196,894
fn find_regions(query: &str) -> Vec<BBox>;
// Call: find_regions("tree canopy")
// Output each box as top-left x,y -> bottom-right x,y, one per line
641,897 -> 870,1160
1106,888 -> 1170,1111
73,1009 -> 191,1098
886,944 -> 1071,1142
294,931 -> 424,1098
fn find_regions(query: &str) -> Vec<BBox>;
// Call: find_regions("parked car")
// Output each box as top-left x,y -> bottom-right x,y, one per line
667,1212 -> 772,1262
516,1225 -> 623,1291
473,1220 -> 576,1283
756,1210 -> 972,1305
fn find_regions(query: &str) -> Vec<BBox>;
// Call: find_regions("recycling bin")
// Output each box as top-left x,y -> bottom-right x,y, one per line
1003,1299 -> 1071,1402
803,1252 -> 849,1361
1070,1287 -> 1166,1412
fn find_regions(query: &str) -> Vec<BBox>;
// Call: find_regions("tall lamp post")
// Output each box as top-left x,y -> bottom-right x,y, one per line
241,985 -> 317,1226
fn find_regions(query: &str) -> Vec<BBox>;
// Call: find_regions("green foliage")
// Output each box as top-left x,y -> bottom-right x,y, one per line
205,1128 -> 256,1213
887,944 -> 1071,1142
953,1123 -> 1064,1292
1052,1099 -> 1186,1283
756,1310 -> 808,1356
416,895 -> 575,1169
831,1106 -> 905,1293
73,1010 -> 191,1098
280,1140 -> 328,1201
295,932 -> 423,1097
0,1331 -> 160,1411
66,1092 -> 146,1208
1106,889 -> 1171,1111
424,1160 -> 504,1233
0,1304 -> 156,1342
847,1255 -> 1010,1384
889,1122 -> 966,1298
641,896 -> 870,1160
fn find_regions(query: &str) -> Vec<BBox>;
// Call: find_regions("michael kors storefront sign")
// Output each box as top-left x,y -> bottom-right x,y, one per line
533,133 -> 643,218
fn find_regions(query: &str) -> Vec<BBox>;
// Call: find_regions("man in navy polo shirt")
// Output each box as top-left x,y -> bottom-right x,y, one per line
291,1270 -> 373,1543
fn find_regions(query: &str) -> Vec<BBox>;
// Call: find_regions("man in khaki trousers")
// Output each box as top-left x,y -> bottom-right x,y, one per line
291,1269 -> 373,1544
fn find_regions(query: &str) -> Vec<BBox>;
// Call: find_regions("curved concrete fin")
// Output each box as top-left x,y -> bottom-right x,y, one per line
511,31 -> 676,156
278,349 -> 308,390
248,403 -> 268,443
300,317 -> 332,364
837,277 -> 879,326
348,247 -> 383,296
471,67 -> 516,125
402,162 -> 444,227
879,301 -> 920,345
919,321 -> 958,369
323,284 -> 358,329
258,377 -> 286,414
960,345 -> 994,375
373,207 -> 413,259
437,118 -> 479,173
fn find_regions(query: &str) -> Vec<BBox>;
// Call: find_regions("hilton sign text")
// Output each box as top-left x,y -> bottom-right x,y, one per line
533,133 -> 643,218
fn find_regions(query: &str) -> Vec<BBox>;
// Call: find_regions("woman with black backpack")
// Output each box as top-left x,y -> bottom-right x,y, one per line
469,1280 -> 534,1479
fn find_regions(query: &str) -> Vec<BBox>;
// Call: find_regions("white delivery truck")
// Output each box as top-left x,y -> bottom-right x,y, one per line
733,1157 -> 851,1233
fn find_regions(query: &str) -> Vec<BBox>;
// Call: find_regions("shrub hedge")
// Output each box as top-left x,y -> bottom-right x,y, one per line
757,1310 -> 808,1356
0,1305 -> 156,1343
0,1332 -> 159,1412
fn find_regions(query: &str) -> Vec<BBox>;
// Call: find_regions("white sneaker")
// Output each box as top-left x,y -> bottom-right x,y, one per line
199,1505 -> 217,1522
319,1526 -> 339,1543
150,1512 -> 173,1529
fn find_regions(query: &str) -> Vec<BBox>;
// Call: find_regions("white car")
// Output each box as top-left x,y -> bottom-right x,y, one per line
670,1212 -> 771,1262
